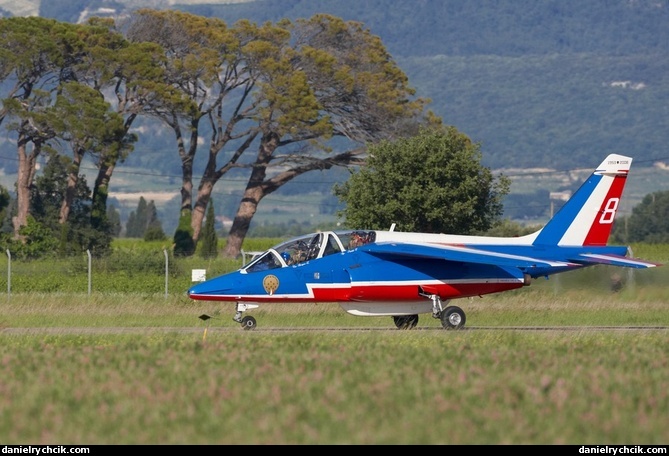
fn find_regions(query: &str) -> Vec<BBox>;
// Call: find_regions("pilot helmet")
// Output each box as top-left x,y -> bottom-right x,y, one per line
281,251 -> 291,263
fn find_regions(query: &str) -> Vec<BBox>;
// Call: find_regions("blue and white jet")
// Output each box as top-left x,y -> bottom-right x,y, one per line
188,154 -> 661,330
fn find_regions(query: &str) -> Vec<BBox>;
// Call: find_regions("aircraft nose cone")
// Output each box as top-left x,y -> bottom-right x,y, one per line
187,272 -> 240,298
189,281 -> 226,295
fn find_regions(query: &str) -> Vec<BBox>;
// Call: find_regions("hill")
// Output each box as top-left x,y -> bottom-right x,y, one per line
2,0 -> 669,233
16,0 -> 669,171
175,0 -> 669,169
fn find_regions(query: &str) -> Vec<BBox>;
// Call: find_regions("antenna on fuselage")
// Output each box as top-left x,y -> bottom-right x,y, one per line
389,223 -> 396,232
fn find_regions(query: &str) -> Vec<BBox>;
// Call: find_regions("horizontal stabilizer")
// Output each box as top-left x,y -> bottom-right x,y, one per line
569,253 -> 661,269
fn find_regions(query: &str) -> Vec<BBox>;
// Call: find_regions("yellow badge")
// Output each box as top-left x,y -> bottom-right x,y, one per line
263,275 -> 279,295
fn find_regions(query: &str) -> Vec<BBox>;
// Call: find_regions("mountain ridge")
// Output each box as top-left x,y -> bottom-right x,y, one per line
11,0 -> 666,170
2,0 -> 669,232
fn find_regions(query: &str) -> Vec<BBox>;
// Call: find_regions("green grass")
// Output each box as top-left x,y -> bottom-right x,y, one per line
0,241 -> 666,444
1,286 -> 668,329
0,286 -> 667,444
0,328 -> 667,444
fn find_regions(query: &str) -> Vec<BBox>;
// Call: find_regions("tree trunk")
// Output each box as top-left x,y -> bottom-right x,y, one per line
12,129 -> 40,240
222,181 -> 265,259
91,161 -> 115,231
175,119 -> 197,235
222,132 -> 278,258
191,178 -> 215,244
59,147 -> 85,224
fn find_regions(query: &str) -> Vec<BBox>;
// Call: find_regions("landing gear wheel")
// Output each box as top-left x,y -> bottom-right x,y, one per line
440,306 -> 465,330
393,314 -> 419,330
240,315 -> 257,330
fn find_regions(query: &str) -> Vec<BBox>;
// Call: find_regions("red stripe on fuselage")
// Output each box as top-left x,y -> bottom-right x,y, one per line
347,283 -> 523,300
189,281 -> 525,303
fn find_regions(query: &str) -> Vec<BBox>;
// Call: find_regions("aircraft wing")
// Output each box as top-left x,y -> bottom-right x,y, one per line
359,242 -> 574,271
568,253 -> 661,269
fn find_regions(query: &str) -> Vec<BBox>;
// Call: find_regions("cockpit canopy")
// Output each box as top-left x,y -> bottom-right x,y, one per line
242,230 -> 376,273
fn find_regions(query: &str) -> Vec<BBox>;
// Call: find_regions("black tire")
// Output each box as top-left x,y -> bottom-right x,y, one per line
393,314 -> 419,330
440,306 -> 465,330
241,315 -> 257,330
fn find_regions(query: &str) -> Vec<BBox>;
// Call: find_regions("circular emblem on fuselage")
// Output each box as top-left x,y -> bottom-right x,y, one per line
263,275 -> 279,295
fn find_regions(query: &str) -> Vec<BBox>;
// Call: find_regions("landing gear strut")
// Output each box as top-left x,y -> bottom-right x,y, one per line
233,303 -> 259,330
419,289 -> 466,330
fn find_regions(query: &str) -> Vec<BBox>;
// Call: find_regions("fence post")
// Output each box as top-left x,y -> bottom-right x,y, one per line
164,249 -> 168,298
87,249 -> 92,296
5,249 -> 10,300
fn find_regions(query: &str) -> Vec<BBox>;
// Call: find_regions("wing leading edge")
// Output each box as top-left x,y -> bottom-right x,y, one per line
359,242 -> 575,271
360,242 -> 661,272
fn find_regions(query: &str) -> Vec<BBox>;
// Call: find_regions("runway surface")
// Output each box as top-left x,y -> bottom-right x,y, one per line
2,325 -> 668,334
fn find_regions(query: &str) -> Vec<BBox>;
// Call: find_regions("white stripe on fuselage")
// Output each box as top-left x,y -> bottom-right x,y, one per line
373,230 -> 539,245
424,244 -> 573,267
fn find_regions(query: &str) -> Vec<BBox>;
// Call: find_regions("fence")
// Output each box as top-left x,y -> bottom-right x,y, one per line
1,246 -> 664,298
1,248 -> 243,298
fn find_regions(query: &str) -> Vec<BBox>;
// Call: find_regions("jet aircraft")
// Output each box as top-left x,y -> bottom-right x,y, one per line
188,154 -> 661,330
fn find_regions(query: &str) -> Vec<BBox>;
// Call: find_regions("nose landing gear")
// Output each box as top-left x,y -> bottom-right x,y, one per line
233,303 -> 259,330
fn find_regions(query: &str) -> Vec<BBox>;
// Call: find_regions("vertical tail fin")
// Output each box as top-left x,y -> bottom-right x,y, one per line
533,154 -> 632,247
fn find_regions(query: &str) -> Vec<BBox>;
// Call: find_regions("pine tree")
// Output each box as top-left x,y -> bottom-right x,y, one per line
144,200 -> 166,241
173,211 -> 195,257
126,197 -> 148,238
125,212 -> 138,238
106,204 -> 122,237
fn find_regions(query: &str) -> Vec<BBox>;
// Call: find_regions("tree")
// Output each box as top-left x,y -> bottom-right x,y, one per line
144,200 -> 166,241
122,10 -> 435,259
29,154 -> 111,257
173,214 -> 195,257
106,204 -> 122,237
0,185 -> 10,225
11,216 -> 59,259
50,81 -> 129,226
0,17 -> 149,251
126,197 -> 149,238
333,127 -> 510,233
79,18 -> 171,241
612,190 -> 669,244
198,199 -> 218,259
122,9 -> 244,253
0,17 -> 65,240
220,14 -> 438,258
125,197 -> 165,240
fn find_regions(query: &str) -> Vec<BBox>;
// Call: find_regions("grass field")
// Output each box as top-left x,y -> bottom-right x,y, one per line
0,329 -> 667,445
0,287 -> 668,445
0,241 -> 667,444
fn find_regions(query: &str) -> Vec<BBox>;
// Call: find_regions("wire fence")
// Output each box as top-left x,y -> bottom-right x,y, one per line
0,248 -> 244,298
1,242 -> 666,301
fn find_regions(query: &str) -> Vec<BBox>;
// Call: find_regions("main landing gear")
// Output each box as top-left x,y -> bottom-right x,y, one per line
421,289 -> 467,330
393,315 -> 419,329
233,303 -> 259,330
391,301 -> 466,330
438,305 -> 466,330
